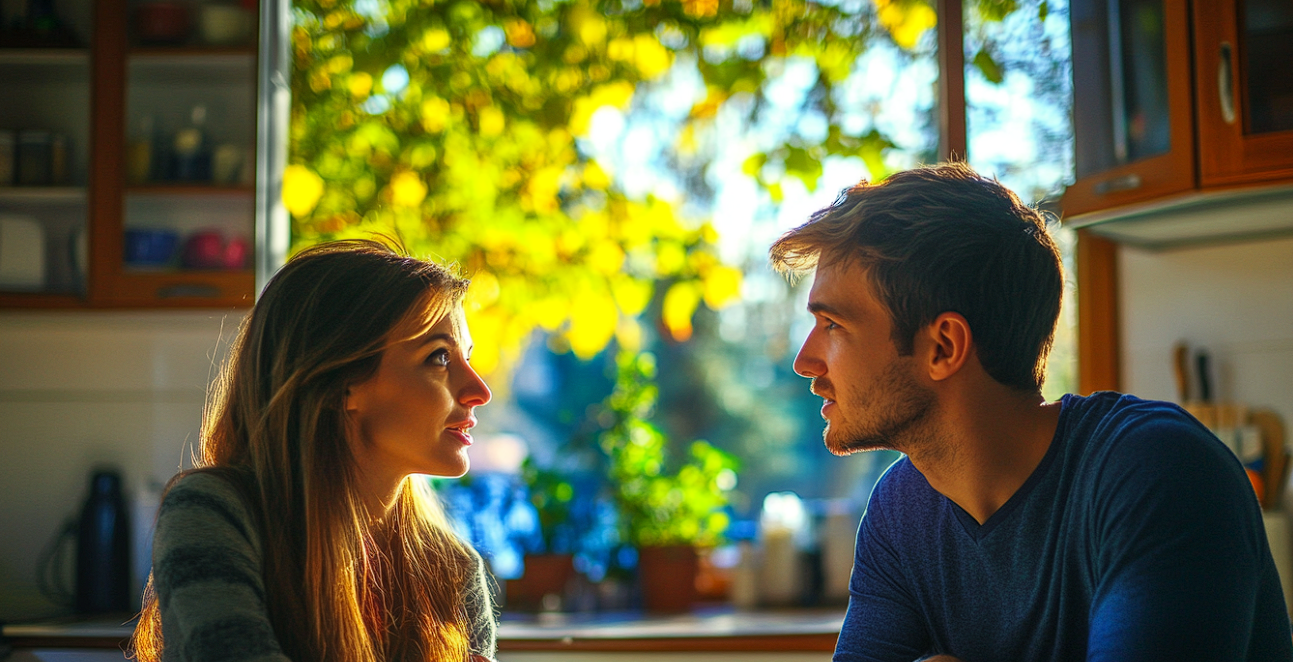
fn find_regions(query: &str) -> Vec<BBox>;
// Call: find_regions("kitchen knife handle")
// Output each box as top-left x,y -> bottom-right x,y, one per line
1195,351 -> 1213,403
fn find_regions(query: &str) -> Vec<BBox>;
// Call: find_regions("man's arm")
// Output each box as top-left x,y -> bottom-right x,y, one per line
1086,416 -> 1293,661
834,502 -> 932,662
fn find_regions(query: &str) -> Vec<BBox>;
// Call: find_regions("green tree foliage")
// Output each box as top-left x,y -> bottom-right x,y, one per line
286,0 -> 946,375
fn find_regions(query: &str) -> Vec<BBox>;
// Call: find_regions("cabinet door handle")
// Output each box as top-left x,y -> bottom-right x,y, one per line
1218,42 -> 1237,125
1094,173 -> 1142,194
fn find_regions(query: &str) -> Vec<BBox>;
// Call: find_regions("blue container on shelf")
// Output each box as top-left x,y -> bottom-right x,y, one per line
123,228 -> 179,267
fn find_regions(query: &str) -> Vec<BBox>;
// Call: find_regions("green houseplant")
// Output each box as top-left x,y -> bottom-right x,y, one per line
597,350 -> 738,611
506,459 -> 578,610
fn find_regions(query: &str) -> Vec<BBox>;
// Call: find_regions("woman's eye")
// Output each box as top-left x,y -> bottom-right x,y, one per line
427,349 -> 451,367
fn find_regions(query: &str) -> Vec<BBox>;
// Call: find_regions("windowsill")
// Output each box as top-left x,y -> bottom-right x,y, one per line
0,607 -> 844,653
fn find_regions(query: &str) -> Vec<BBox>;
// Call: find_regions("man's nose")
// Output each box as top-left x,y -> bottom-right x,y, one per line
793,338 -> 825,379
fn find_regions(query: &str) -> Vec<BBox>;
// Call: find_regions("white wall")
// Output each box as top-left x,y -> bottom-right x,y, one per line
1119,233 -> 1293,606
1119,234 -> 1293,426
0,310 -> 245,620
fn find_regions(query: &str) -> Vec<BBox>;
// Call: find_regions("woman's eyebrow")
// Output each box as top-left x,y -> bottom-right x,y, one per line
416,332 -> 456,347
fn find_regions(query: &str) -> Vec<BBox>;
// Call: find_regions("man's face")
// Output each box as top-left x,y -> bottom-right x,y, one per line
792,261 -> 935,456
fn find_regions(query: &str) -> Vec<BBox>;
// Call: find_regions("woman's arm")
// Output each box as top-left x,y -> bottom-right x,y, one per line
152,472 -> 291,662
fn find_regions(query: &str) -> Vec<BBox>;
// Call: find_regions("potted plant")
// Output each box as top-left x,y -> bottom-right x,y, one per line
598,350 -> 739,612
506,459 -> 579,611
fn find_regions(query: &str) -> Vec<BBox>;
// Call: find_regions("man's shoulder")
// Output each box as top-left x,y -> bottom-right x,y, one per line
1061,391 -> 1227,462
1060,392 -> 1245,503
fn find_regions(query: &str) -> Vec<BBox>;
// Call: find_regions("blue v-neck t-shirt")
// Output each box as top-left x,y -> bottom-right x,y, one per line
835,392 -> 1293,662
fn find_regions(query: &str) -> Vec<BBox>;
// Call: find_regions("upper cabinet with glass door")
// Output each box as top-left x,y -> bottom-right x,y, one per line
1063,0 -> 1293,243
92,0 -> 258,305
1,0 -> 258,308
1063,0 -> 1194,217
0,0 -> 94,304
1194,0 -> 1293,187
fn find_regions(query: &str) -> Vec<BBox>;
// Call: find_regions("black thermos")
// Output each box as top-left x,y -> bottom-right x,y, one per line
75,470 -> 131,613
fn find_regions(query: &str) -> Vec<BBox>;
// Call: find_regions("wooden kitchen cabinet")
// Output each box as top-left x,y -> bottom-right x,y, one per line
1063,0 -> 1195,218
1194,0 -> 1293,187
1064,0 -> 1293,218
1063,0 -> 1293,394
0,0 -> 258,308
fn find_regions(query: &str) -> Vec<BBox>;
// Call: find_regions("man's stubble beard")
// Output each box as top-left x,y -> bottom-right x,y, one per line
821,356 -> 938,457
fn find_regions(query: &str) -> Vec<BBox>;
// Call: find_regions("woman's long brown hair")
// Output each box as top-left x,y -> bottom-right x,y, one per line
132,240 -> 479,661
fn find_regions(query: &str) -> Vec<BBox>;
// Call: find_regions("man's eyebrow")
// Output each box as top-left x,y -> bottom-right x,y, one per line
807,301 -> 849,319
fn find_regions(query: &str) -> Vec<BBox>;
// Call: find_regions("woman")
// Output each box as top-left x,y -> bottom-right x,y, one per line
132,240 -> 496,661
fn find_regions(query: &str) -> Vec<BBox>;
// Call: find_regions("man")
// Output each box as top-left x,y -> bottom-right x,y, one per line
770,163 -> 1292,661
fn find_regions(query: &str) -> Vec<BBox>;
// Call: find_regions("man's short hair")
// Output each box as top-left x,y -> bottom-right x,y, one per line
770,162 -> 1063,392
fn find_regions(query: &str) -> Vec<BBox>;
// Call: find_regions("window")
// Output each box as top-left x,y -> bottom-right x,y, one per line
281,0 -> 1075,584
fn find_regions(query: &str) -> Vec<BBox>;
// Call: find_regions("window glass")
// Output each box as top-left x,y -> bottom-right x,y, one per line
964,0 -> 1076,401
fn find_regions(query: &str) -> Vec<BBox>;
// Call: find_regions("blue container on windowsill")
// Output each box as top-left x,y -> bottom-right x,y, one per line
123,228 -> 179,268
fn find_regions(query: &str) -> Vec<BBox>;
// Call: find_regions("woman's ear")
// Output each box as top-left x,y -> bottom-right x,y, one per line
343,384 -> 364,413
924,312 -> 972,382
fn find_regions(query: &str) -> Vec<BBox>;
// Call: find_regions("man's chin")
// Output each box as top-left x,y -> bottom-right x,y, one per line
823,428 -> 887,456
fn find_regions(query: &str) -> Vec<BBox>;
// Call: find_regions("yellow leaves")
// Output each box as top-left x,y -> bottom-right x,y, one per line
420,97 -> 451,133
663,281 -> 702,341
421,27 -> 451,53
524,166 -> 564,213
465,270 -> 501,311
877,0 -> 937,50
682,0 -> 719,18
532,296 -> 569,331
582,161 -> 611,189
388,171 -> 427,207
478,106 -> 505,137
570,81 -> 636,135
465,308 -> 503,375
654,240 -> 686,276
587,240 -> 626,275
702,264 -> 742,309
607,35 -> 673,79
569,6 -> 607,46
504,19 -> 536,48
282,165 -> 324,217
689,88 -> 727,120
568,287 -> 619,359
633,35 -> 672,79
347,72 -> 373,98
325,54 -> 353,74
610,276 -> 653,317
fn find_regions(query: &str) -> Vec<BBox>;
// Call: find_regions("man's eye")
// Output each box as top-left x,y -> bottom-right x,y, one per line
824,320 -> 840,331
427,349 -> 451,367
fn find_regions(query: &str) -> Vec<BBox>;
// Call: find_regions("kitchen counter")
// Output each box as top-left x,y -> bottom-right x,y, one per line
1,608 -> 842,654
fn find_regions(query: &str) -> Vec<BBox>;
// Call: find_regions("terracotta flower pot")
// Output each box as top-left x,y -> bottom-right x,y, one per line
505,553 -> 574,611
638,545 -> 698,613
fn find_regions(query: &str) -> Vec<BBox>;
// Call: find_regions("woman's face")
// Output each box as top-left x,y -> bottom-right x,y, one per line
345,308 -> 491,485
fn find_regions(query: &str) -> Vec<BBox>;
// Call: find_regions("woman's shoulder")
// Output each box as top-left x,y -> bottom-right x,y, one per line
156,469 -> 260,550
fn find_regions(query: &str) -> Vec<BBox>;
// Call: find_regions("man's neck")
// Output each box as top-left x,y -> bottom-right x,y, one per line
907,386 -> 1062,525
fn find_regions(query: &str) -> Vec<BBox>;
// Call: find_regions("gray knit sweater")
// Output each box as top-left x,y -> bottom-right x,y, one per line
151,471 -> 498,661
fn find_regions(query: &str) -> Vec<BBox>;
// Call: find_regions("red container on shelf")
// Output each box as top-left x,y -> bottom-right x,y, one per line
135,2 -> 190,44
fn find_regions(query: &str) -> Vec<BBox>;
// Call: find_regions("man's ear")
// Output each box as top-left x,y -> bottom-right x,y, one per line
922,312 -> 972,382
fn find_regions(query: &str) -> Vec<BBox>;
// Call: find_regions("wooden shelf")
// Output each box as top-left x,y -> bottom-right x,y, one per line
0,187 -> 87,202
0,48 -> 90,65
124,184 -> 254,196
0,292 -> 87,308
128,45 -> 256,57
